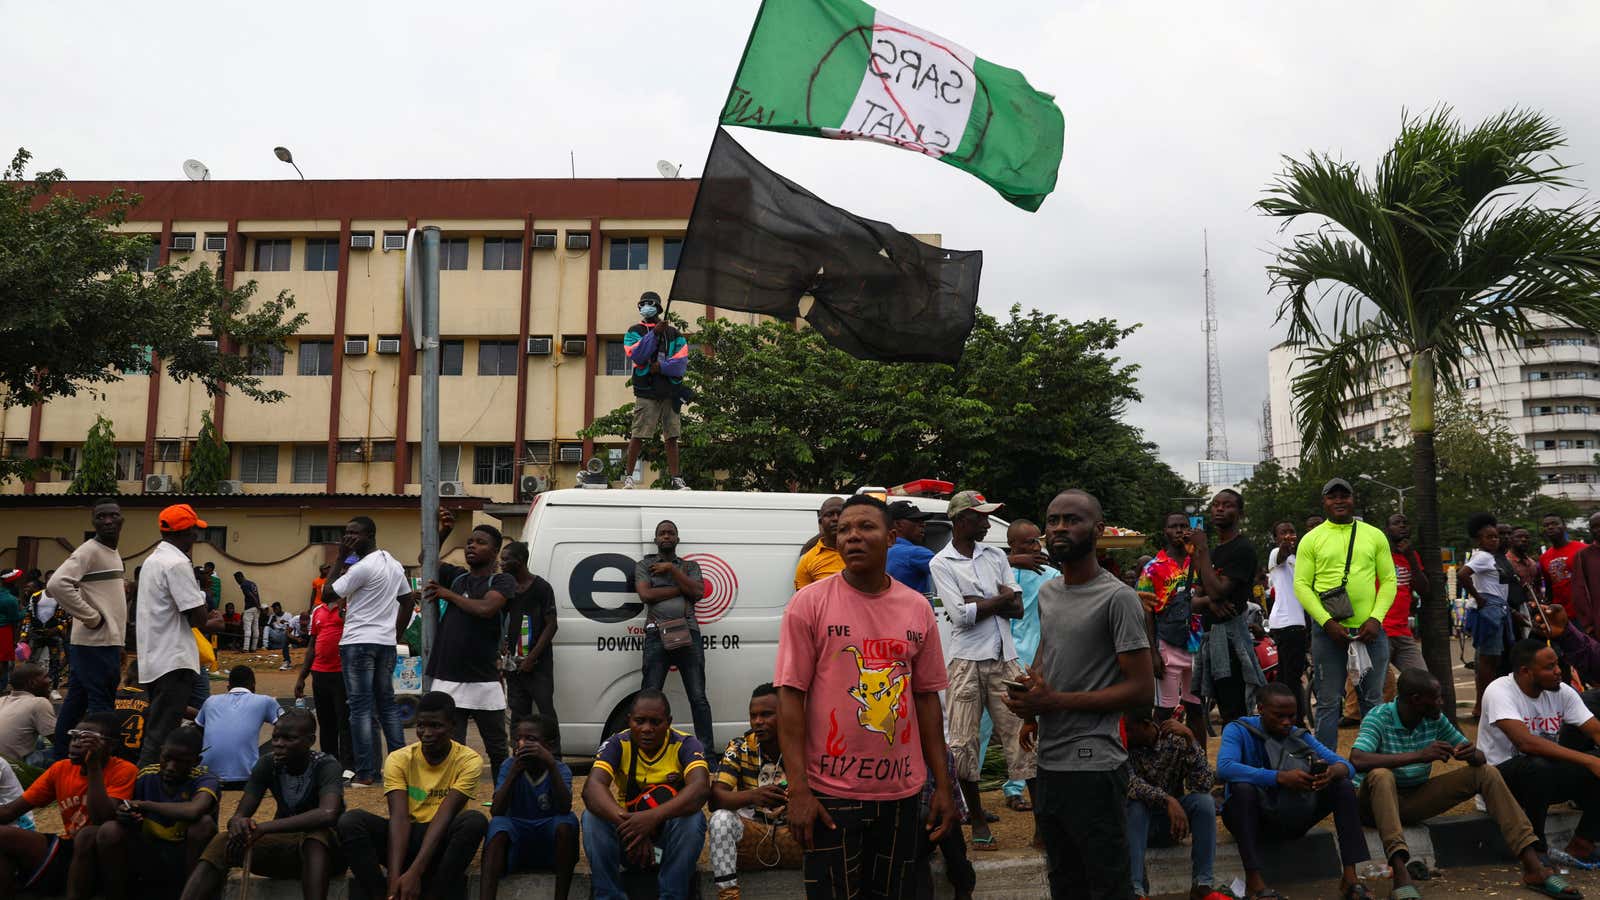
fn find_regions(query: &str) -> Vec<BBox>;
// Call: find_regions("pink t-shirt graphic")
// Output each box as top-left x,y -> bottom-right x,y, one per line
774,574 -> 948,801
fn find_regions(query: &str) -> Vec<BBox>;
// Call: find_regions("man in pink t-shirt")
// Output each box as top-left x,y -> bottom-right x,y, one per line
775,495 -> 956,900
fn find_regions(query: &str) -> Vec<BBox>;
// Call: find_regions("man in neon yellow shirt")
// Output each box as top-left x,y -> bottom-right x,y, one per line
1294,478 -> 1397,749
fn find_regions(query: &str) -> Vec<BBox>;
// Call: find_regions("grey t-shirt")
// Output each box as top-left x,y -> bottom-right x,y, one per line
636,553 -> 704,628
1035,568 -> 1150,772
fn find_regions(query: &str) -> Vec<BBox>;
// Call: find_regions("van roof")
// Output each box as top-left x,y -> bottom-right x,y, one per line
536,488 -> 951,515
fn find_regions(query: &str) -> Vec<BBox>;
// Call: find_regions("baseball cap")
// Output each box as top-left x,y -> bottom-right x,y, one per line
887,500 -> 933,522
947,490 -> 1002,518
158,503 -> 208,532
0,569 -> 22,585
1321,478 -> 1354,496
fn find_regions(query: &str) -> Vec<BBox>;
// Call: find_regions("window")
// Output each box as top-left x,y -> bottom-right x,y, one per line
602,340 -> 630,376
441,340 -> 464,376
305,238 -> 339,272
4,441 -> 28,460
1537,440 -> 1557,450
524,441 -> 551,465
411,443 -> 461,481
292,446 -> 327,484
1529,371 -> 1552,381
155,440 -> 182,462
1557,405 -> 1572,415
663,238 -> 683,271
197,526 -> 227,551
337,440 -> 365,462
58,446 -> 78,477
140,237 -> 161,272
1354,426 -> 1375,442
1352,397 -> 1373,413
254,239 -> 291,272
477,340 -> 519,375
308,526 -> 344,544
298,341 -> 335,375
1464,377 -> 1481,389
1531,406 -> 1554,416
239,445 -> 278,483
474,445 -> 515,484
119,346 -> 153,375
370,441 -> 396,462
113,447 -> 143,481
1577,405 -> 1595,414
248,345 -> 286,376
439,238 -> 468,271
608,237 -> 648,270
483,238 -> 522,271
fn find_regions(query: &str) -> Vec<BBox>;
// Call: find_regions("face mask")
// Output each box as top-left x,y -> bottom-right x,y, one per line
639,304 -> 660,319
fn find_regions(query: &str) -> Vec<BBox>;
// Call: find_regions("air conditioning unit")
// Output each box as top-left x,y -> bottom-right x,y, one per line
350,233 -> 375,251
526,336 -> 553,355
203,235 -> 228,252
144,474 -> 175,493
382,233 -> 407,252
531,233 -> 557,250
376,338 -> 402,355
217,480 -> 245,495
344,338 -> 369,356
519,474 -> 546,496
565,233 -> 590,251
199,339 -> 220,350
561,338 -> 586,356
557,445 -> 583,463
170,235 -> 196,252
438,480 -> 467,497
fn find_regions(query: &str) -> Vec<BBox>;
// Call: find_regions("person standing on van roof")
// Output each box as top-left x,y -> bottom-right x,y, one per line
775,494 -> 956,900
885,501 -> 935,594
930,490 -> 1035,850
794,497 -> 846,591
621,291 -> 691,490
500,540 -> 562,756
636,520 -> 715,750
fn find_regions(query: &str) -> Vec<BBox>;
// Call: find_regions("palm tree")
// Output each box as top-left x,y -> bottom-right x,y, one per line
1259,107 -> 1600,715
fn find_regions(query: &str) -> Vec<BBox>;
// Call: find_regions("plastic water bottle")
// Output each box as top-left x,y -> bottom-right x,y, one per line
294,697 -> 309,710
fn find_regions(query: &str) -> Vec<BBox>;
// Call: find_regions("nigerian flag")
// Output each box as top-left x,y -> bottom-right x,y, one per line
720,0 -> 1065,212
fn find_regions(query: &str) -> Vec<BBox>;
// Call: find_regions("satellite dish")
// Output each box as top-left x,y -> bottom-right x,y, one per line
182,159 -> 210,182
656,160 -> 681,179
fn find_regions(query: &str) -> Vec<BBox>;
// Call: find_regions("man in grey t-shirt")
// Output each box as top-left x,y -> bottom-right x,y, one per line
1005,489 -> 1154,900
634,519 -> 712,748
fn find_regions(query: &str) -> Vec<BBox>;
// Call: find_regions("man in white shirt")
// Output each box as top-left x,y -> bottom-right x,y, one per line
1482,637 -> 1600,861
136,503 -> 223,766
321,515 -> 411,786
1265,521 -> 1310,727
929,490 -> 1035,849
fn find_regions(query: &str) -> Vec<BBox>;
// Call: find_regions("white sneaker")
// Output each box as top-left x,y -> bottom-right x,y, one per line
622,475 -> 638,489
672,476 -> 689,490
1474,794 -> 1486,812
278,663 -> 293,671
49,690 -> 62,701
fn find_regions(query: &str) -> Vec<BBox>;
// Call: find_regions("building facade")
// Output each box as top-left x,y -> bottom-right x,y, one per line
1268,315 -> 1600,510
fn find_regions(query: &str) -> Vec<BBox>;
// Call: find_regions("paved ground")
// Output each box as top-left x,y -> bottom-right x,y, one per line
1151,862 -> 1600,899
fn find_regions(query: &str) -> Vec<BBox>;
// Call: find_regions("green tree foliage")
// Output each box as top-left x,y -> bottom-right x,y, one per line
185,411 -> 229,493
1,149 -> 307,482
583,307 -> 1195,528
67,415 -> 118,495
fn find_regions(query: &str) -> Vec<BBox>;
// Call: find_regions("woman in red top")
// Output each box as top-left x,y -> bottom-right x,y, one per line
293,594 -> 353,772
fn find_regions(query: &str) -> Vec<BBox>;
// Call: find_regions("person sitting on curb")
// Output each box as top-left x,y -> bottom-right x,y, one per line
195,665 -> 282,789
1217,682 -> 1372,900
479,714 -> 578,900
1350,668 -> 1573,900
1124,705 -> 1228,900
708,683 -> 800,900
581,689 -> 710,900
180,709 -> 345,900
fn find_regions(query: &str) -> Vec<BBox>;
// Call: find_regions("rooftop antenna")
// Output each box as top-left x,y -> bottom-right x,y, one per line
1204,231 -> 1229,460
182,159 -> 210,182
656,160 -> 682,179
570,150 -> 576,178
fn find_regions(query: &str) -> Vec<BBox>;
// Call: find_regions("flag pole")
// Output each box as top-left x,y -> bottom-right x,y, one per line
667,0 -> 770,318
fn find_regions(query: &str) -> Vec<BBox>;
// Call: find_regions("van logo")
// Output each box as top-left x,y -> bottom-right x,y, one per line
683,552 -> 738,625
569,553 -> 645,624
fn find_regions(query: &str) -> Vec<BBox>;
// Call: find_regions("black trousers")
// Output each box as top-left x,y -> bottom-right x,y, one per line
312,669 -> 355,771
506,659 -> 561,756
140,668 -> 197,767
804,794 -> 921,900
337,808 -> 488,900
1222,780 -> 1369,872
451,705 -> 508,775
1498,754 -> 1600,845
1036,766 -> 1135,900
1271,625 -> 1311,724
915,807 -> 975,897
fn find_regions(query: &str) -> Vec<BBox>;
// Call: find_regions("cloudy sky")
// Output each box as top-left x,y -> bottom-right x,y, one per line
7,1 -> 1599,474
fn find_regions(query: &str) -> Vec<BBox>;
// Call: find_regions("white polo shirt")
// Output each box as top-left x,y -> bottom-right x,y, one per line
332,549 -> 410,647
135,541 -> 209,683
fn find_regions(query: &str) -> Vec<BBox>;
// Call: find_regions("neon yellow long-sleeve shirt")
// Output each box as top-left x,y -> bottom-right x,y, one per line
1293,519 -> 1397,628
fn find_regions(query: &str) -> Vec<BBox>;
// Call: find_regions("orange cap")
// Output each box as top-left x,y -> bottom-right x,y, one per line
158,503 -> 208,532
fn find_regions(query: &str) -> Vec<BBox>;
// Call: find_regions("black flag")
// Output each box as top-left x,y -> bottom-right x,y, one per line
668,128 -> 983,364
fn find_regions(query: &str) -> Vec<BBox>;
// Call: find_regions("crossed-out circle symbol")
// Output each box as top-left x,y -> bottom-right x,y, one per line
684,553 -> 738,626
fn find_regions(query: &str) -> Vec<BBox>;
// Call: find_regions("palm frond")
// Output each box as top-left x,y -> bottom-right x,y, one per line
1289,325 -> 1390,462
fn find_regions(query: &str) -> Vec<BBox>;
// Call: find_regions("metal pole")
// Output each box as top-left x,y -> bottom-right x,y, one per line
419,226 -> 441,677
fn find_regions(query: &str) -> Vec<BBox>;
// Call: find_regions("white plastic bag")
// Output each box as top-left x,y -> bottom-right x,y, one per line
1348,640 -> 1372,682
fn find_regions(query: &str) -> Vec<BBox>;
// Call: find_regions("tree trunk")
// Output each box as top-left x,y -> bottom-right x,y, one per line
1411,351 -> 1456,720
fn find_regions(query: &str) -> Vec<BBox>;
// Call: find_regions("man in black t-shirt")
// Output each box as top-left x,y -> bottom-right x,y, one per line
424,524 -> 515,775
112,660 -> 150,765
500,541 -> 561,756
1185,489 -> 1265,722
635,520 -> 712,750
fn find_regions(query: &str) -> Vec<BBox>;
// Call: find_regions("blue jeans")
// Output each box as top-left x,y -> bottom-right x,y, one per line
1125,793 -> 1217,895
1311,626 -> 1390,749
53,644 -> 122,761
582,810 -> 706,900
341,643 -> 405,781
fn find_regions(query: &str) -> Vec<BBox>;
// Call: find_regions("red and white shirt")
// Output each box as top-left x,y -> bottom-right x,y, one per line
1480,674 -> 1594,766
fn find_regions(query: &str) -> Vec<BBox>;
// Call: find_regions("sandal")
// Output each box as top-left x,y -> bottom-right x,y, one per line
970,835 -> 999,852
1006,794 -> 1033,812
1343,885 -> 1376,900
1528,874 -> 1582,900
1406,860 -> 1433,882
1387,886 -> 1421,900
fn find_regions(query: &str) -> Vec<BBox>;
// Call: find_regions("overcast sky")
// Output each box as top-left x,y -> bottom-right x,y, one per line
7,1 -> 1599,476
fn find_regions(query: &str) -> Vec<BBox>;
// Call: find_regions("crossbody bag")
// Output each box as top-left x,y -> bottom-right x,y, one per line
1315,524 -> 1359,622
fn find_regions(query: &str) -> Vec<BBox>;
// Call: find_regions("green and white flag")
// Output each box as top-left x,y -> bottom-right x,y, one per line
721,0 -> 1065,212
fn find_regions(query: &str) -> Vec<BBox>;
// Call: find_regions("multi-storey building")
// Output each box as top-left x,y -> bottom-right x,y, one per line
1267,315 -> 1600,510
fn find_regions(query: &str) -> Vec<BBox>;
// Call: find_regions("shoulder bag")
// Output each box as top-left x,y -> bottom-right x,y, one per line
1315,525 -> 1359,622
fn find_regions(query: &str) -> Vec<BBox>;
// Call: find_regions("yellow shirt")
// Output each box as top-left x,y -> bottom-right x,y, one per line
794,542 -> 845,591
383,741 -> 482,823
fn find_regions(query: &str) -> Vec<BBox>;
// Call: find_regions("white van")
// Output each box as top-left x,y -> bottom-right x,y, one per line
522,487 -> 1010,761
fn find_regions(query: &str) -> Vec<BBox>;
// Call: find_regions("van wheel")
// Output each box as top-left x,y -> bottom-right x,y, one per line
602,694 -> 637,743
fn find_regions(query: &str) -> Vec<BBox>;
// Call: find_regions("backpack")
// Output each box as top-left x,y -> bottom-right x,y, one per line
1235,719 -> 1321,834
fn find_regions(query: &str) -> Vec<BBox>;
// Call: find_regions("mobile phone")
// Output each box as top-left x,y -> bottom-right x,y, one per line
1188,515 -> 1205,531
1309,759 -> 1329,777
1002,679 -> 1028,694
